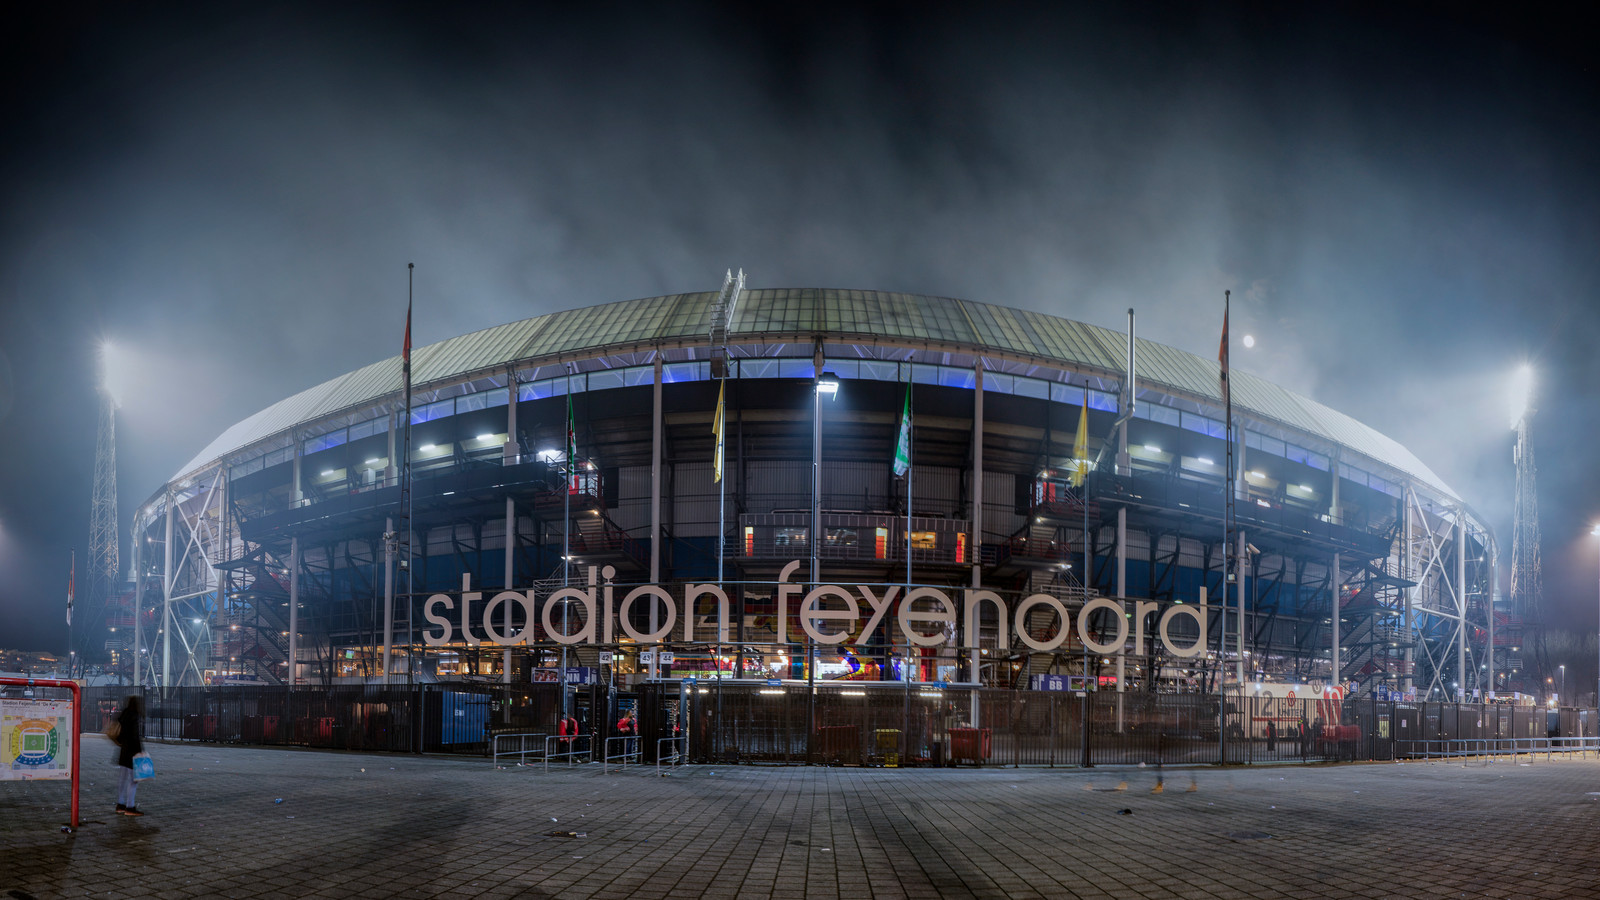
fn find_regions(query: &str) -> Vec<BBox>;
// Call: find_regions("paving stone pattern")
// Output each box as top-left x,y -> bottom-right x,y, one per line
4,736 -> 1600,899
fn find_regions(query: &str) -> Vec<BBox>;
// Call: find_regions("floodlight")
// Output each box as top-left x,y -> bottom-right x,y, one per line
1144,444 -> 1160,452
99,340 -> 123,408
1197,457 -> 1214,466
816,373 -> 840,395
1509,364 -> 1534,428
476,433 -> 493,442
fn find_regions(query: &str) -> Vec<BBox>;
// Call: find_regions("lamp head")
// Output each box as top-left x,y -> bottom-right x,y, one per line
1509,363 -> 1534,428
815,373 -> 839,396
98,339 -> 123,408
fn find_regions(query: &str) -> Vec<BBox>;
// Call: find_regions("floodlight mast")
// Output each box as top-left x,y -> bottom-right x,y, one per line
1509,363 -> 1549,699
86,340 -> 120,679
1591,524 -> 1600,713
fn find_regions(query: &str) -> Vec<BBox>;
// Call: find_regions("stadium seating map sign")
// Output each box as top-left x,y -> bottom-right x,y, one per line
1,699 -> 73,780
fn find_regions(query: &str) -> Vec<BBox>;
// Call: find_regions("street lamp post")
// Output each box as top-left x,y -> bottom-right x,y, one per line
1592,524 -> 1600,715
810,371 -> 839,761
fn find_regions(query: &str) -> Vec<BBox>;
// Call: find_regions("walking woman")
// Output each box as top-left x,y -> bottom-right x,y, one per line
114,695 -> 146,817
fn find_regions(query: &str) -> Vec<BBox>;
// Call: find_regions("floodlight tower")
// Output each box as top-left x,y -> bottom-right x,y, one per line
1508,365 -> 1549,696
84,341 -> 121,677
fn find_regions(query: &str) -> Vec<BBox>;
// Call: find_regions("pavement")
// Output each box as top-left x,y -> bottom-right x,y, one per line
4,735 -> 1600,899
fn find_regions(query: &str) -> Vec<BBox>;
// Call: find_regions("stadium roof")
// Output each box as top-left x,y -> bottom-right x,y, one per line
173,289 -> 1459,502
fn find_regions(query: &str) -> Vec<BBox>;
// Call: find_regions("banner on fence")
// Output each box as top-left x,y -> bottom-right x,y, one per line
1,699 -> 73,781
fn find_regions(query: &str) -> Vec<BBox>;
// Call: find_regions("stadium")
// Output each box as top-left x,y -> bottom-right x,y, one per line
111,280 -> 1518,761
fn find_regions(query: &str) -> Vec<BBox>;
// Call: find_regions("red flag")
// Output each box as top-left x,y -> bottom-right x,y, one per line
403,299 -> 412,363
1217,300 -> 1229,399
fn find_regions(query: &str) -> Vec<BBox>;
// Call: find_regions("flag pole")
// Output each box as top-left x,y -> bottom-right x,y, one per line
1221,289 -> 1235,689
716,379 -> 726,584
892,372 -> 914,683
563,371 -> 573,715
67,549 -> 75,678
402,263 -> 414,686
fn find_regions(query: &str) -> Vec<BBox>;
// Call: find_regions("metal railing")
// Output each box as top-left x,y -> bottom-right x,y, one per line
543,733 -> 592,772
656,737 -> 685,776
1402,736 -> 1600,764
491,733 -> 548,767
603,736 -> 641,772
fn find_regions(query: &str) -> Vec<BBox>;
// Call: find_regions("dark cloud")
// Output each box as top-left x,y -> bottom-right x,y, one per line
2,2 -> 1598,652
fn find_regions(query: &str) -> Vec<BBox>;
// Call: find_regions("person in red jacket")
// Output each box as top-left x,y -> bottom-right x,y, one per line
616,709 -> 637,756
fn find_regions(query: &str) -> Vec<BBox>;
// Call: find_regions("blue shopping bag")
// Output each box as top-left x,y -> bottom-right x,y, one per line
132,751 -> 155,780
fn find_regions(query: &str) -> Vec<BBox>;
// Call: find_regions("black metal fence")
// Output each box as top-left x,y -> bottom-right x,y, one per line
83,684 -> 562,755
77,682 -> 1597,768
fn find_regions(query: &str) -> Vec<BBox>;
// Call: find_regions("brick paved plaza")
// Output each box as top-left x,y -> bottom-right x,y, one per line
4,736 -> 1600,899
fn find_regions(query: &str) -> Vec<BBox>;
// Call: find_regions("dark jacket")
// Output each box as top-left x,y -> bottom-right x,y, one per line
116,706 -> 143,769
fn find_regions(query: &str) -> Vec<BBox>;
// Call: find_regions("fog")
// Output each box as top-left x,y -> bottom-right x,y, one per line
2,3 -> 1597,654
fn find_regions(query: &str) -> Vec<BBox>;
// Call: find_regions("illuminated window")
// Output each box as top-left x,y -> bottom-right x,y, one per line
775,527 -> 808,547
911,531 -> 936,551
825,527 -> 858,547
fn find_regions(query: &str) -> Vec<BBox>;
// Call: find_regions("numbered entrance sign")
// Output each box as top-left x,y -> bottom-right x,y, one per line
660,652 -> 675,665
640,651 -> 656,664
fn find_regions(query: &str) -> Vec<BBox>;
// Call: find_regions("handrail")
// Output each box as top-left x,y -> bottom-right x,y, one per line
1400,736 -> 1600,765
543,733 -> 592,772
603,735 -> 641,772
491,733 -> 548,768
656,736 -> 685,776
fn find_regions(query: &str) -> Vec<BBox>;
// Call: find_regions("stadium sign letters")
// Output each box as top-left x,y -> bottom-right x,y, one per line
424,560 -> 1206,659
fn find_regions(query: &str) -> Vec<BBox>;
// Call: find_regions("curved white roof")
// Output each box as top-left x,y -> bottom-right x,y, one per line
171,289 -> 1458,502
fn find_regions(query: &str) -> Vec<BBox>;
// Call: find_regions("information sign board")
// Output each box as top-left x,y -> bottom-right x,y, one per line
1,699 -> 73,781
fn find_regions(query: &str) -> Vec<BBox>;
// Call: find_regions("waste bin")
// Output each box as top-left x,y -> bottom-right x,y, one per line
874,728 -> 902,768
183,715 -> 217,741
816,725 -> 860,765
242,715 -> 280,743
949,727 -> 992,764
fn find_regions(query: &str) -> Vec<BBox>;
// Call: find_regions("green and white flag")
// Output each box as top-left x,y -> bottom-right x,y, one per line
892,386 -> 911,477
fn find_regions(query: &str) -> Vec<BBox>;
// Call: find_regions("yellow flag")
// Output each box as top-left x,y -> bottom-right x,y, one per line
1071,390 -> 1088,487
712,380 -> 726,483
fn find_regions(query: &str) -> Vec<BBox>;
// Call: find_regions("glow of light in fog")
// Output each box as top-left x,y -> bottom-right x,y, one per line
100,340 -> 124,409
1509,364 -> 1534,429
1242,334 -> 1255,348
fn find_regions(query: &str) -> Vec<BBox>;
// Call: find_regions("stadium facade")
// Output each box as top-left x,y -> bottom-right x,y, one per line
118,283 -> 1511,704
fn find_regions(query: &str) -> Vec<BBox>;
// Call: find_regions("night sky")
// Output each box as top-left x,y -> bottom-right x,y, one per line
2,3 -> 1597,658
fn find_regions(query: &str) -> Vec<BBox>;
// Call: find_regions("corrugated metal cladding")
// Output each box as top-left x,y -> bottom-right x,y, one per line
612,466 -> 653,534
907,466 -> 964,519
741,462 -> 810,513
670,462 -> 720,537
166,288 -> 1459,505
982,472 -> 1024,542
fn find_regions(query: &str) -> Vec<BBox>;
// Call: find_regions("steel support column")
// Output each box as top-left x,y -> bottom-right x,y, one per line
161,492 -> 173,690
649,355 -> 662,679
289,535 -> 299,689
